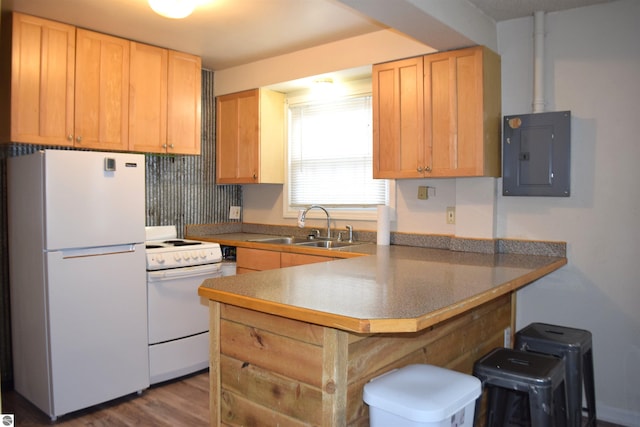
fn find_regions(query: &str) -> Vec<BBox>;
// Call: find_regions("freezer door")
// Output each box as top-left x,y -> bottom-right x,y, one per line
46,244 -> 149,417
43,150 -> 145,249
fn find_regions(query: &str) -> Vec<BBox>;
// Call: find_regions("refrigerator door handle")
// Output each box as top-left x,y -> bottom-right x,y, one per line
59,244 -> 140,259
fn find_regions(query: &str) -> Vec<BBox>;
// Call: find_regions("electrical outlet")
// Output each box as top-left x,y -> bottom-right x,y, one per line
417,186 -> 428,200
229,206 -> 241,220
446,206 -> 455,224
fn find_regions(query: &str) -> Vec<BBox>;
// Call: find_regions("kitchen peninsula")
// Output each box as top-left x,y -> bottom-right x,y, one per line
197,237 -> 567,426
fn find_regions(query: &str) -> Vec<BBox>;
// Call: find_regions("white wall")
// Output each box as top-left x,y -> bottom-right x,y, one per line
242,1 -> 640,422
498,1 -> 640,424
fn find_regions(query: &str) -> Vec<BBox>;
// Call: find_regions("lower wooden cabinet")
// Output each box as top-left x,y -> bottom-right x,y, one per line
236,247 -> 334,274
280,252 -> 333,268
236,247 -> 281,274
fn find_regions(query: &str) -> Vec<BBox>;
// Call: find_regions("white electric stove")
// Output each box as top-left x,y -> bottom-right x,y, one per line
144,226 -> 222,384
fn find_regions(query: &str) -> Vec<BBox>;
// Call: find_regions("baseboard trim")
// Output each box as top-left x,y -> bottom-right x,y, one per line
595,404 -> 640,426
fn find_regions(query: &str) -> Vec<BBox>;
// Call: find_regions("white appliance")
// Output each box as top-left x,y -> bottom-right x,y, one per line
7,150 -> 149,420
145,226 -> 222,384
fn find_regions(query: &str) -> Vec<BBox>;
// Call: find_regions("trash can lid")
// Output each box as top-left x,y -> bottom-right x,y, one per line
363,364 -> 481,422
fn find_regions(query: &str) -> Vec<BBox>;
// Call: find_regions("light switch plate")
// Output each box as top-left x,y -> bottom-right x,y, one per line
417,186 -> 428,200
229,206 -> 241,220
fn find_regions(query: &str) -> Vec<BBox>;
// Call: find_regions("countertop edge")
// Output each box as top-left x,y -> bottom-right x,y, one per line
410,257 -> 567,332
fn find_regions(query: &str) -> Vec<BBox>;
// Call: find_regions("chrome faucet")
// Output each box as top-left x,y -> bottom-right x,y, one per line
345,225 -> 354,243
298,205 -> 332,239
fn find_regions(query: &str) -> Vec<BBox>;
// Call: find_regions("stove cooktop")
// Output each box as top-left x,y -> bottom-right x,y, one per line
144,226 -> 222,270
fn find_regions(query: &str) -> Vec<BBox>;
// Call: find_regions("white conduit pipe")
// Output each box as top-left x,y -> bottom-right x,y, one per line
533,10 -> 546,113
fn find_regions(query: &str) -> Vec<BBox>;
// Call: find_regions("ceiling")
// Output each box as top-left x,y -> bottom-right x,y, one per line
465,0 -> 614,21
2,0 -> 614,72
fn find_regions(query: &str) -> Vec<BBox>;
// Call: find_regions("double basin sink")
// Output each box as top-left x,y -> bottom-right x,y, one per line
247,236 -> 363,249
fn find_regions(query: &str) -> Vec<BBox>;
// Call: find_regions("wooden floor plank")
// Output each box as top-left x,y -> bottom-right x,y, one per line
0,365 -> 623,427
1,370 -> 209,426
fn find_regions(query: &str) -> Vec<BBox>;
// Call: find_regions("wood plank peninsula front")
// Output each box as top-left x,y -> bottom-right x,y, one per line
198,244 -> 566,426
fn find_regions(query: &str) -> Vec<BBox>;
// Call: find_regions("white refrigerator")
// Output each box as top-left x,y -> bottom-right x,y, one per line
7,150 -> 150,420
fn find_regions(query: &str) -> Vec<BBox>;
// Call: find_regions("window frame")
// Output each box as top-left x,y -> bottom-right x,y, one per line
281,78 -> 395,222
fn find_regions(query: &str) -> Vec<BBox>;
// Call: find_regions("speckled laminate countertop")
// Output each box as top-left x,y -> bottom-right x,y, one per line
196,234 -> 567,334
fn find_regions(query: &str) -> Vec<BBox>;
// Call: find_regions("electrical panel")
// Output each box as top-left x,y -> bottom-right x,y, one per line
502,111 -> 571,197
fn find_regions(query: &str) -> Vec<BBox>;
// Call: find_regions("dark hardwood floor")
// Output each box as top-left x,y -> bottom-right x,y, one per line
1,370 -> 209,426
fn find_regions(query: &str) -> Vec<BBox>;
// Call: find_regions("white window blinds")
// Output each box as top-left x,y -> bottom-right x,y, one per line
288,94 -> 387,207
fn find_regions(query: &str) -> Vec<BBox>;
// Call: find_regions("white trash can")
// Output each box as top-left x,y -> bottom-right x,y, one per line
363,364 -> 481,427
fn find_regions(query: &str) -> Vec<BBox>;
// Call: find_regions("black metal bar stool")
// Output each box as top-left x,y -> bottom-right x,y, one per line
473,347 -> 568,427
515,322 -> 596,427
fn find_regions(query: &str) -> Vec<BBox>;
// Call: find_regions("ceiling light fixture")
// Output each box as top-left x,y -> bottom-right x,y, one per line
148,0 -> 197,19
311,77 -> 338,100
313,78 -> 334,85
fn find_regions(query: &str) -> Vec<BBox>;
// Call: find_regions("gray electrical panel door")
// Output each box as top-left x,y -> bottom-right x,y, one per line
503,111 -> 571,197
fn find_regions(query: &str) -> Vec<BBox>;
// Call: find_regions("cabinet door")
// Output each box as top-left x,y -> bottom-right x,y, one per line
236,247 -> 280,273
280,252 -> 333,268
372,57 -> 424,179
75,29 -> 129,151
424,46 -> 500,177
216,89 -> 259,183
129,42 -> 168,153
167,50 -> 201,155
8,13 -> 75,145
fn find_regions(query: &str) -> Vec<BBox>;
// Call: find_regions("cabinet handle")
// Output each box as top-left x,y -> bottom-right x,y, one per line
67,134 -> 73,142
169,143 -> 174,149
425,166 -> 432,172
162,144 -> 167,148
76,136 -> 82,143
252,173 -> 257,180
417,167 -> 423,173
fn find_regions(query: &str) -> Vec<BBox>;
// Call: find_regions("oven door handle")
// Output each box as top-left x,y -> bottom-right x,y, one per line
147,264 -> 222,281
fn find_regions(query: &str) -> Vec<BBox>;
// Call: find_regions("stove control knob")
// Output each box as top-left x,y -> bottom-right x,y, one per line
191,251 -> 198,259
156,254 -> 165,264
174,253 -> 183,261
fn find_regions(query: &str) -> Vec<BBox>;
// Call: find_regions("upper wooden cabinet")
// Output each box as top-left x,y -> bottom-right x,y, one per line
130,43 -> 202,155
167,51 -> 202,155
216,88 -> 285,184
129,42 -> 168,153
1,12 -> 201,154
75,29 -> 130,151
372,56 -> 425,179
1,13 -> 75,145
373,46 -> 501,178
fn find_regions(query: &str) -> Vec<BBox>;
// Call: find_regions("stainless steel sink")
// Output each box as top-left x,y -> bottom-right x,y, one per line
247,236 -> 364,249
247,236 -> 310,245
295,240 -> 359,249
